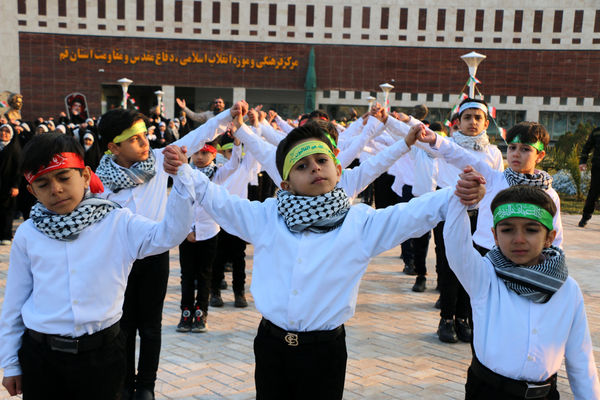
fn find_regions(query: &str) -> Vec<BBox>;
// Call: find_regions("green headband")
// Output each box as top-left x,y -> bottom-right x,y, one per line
510,135 -> 544,152
220,143 -> 234,151
324,132 -> 337,148
282,140 -> 339,180
105,120 -> 147,154
493,203 -> 554,231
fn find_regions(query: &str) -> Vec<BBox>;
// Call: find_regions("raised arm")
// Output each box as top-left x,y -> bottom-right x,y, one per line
172,107 -> 234,154
337,116 -> 384,169
232,122 -> 282,187
177,97 -> 210,124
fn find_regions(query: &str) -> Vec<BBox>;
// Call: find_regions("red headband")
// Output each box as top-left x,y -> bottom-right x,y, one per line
24,152 -> 104,193
201,144 -> 217,154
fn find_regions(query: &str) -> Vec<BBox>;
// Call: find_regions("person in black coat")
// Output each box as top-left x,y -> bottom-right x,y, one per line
0,124 -> 22,244
579,127 -> 600,227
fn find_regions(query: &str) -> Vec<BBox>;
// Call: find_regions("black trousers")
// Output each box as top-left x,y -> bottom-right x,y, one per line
374,173 -> 401,209
465,366 -> 559,400
121,251 -> 169,393
211,229 -> 247,294
583,165 -> 600,216
0,197 -> 15,240
398,185 -> 415,265
18,330 -> 126,400
178,234 -> 219,313
254,322 -> 347,400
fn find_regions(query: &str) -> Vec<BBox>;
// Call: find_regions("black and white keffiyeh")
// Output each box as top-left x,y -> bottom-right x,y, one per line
277,187 -> 351,233
30,194 -> 120,241
95,151 -> 157,192
191,161 -> 217,180
504,168 -> 553,190
486,245 -> 568,303
452,130 -> 490,152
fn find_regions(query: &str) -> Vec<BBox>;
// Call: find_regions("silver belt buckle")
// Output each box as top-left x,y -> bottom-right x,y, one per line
49,336 -> 80,354
524,382 -> 551,399
284,332 -> 299,346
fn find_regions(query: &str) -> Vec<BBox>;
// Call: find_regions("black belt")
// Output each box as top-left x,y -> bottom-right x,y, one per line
26,322 -> 120,354
470,355 -> 556,399
260,319 -> 344,347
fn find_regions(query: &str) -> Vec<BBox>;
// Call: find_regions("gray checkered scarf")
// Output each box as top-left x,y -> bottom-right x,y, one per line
504,168 -> 553,190
30,193 -> 120,241
191,161 -> 217,180
452,130 -> 490,152
96,151 -> 157,193
277,187 -> 351,233
486,245 -> 568,303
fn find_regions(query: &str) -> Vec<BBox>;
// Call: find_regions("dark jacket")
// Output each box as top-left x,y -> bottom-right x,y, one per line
0,139 -> 22,206
580,127 -> 600,167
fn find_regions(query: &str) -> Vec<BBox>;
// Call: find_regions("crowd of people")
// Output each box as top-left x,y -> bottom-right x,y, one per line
0,93 -> 599,400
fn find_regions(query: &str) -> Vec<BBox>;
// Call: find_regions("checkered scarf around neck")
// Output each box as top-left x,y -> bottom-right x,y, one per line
504,168 -> 553,190
191,161 -> 217,180
30,192 -> 120,241
486,245 -> 568,303
95,150 -> 157,193
276,187 -> 351,233
452,130 -> 490,152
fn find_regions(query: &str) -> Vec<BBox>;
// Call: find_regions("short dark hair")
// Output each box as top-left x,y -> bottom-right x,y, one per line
458,98 -> 489,120
98,108 -> 147,150
313,119 -> 339,145
491,185 -> 557,222
412,104 -> 429,121
505,122 -> 550,150
308,109 -> 330,121
275,121 -> 335,178
21,132 -> 84,175
429,121 -> 447,134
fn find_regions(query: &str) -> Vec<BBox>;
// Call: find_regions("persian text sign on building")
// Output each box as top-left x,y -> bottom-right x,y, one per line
58,47 -> 300,70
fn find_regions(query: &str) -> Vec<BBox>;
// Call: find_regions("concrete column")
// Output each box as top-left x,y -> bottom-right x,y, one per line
232,87 -> 246,103
0,3 -> 20,94
162,85 -> 175,119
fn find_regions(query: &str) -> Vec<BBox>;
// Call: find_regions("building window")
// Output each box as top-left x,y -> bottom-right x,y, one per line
543,96 -> 551,105
395,92 -> 402,100
577,98 -> 584,106
323,90 -> 330,99
399,8 -> 408,30
456,9 -> 465,31
58,0 -> 66,17
500,95 -> 507,104
175,0 -> 183,22
411,93 -> 419,101
362,7 -> 370,29
514,10 -> 523,32
533,10 -> 543,32
572,38 -> 581,44
437,9 -> 445,31
269,4 -> 276,25
516,96 -> 523,104
325,6 -> 333,28
306,5 -> 314,27
250,3 -> 258,25
38,0 -> 46,15
354,91 -> 362,99
380,7 -> 389,29
418,8 -> 427,30
552,38 -> 560,44
78,0 -> 86,17
494,10 -> 503,32
230,2 -> 238,24
455,36 -> 463,42
343,6 -> 351,28
594,97 -> 600,106
136,0 -> 144,20
288,4 -> 295,26
116,0 -> 125,19
339,91 -> 346,99
475,9 -> 484,31
442,94 -> 449,102
559,97 -> 567,105
155,0 -> 163,21
18,0 -> 26,14
426,93 -> 434,102
553,10 -> 562,32
595,10 -> 600,32
573,10 -> 583,32
194,1 -> 202,23
213,2 -> 220,23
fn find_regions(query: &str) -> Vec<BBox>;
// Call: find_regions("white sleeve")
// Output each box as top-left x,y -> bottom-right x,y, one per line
233,124 -> 282,187
173,108 -> 232,154
337,117 -> 383,169
565,286 -> 600,400
430,135 -> 498,180
274,115 -> 294,134
212,145 -> 242,185
337,118 -> 364,150
0,231 -> 32,377
258,120 -> 285,146
443,194 -> 493,302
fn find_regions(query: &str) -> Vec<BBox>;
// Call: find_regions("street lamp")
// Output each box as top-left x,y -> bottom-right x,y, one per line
154,90 -> 164,115
366,96 -> 376,110
460,52 -> 486,98
379,83 -> 394,112
118,78 -> 133,109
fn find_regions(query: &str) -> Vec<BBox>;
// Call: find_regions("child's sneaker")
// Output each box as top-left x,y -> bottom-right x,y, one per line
176,308 -> 192,332
191,307 -> 207,333
210,289 -> 224,307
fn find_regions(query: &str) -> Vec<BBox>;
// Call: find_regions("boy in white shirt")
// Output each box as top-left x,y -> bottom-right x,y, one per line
162,114 -> 485,399
0,133 -> 194,399
443,183 -> 600,399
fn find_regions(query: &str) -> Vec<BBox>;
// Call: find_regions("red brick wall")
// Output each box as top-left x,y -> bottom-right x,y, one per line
19,32 -> 600,118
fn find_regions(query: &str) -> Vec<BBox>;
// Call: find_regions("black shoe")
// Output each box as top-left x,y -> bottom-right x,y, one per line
437,318 -> 459,343
412,275 -> 426,292
455,318 -> 472,343
209,290 -> 224,307
176,308 -> 192,332
578,214 -> 591,227
234,292 -> 248,308
403,262 -> 417,275
133,387 -> 155,400
434,297 -> 441,309
224,262 -> 233,272
121,387 -> 134,400
220,279 -> 228,290
191,308 -> 207,333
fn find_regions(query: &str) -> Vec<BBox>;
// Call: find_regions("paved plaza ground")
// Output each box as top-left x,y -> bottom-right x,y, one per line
0,214 -> 598,399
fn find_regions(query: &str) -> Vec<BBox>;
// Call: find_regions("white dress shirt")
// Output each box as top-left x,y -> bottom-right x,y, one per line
0,170 -> 195,377
188,162 -> 453,332
443,195 -> 600,399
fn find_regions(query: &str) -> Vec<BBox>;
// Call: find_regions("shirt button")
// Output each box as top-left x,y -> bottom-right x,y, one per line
527,356 -> 533,361
297,259 -> 302,264
532,329 -> 538,335
292,290 -> 298,295
73,300 -> 79,305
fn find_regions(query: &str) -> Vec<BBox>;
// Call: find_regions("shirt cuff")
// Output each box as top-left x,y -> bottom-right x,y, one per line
3,363 -> 22,377
173,163 -> 196,200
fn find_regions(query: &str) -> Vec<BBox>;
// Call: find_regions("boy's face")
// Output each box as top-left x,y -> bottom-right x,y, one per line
507,142 -> 545,174
492,218 -> 556,266
27,167 -> 91,214
281,141 -> 342,196
108,130 -> 150,167
458,109 -> 489,136
192,150 -> 216,168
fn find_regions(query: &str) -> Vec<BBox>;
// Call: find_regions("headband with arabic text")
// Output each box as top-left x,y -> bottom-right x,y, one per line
493,203 -> 554,231
459,102 -> 488,116
510,135 -> 545,152
105,120 -> 147,154
24,152 -> 104,193
282,140 -> 339,180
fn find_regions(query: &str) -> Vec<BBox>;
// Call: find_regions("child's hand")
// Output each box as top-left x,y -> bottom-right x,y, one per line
186,232 -> 197,242
405,124 -> 426,147
230,100 -> 249,119
418,127 -> 437,144
2,375 -> 22,396
456,166 -> 487,206
268,110 -> 277,122
247,108 -> 259,128
259,110 -> 267,122
162,145 -> 188,175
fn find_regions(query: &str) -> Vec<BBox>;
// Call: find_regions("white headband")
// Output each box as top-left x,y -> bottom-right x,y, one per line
459,102 -> 488,115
